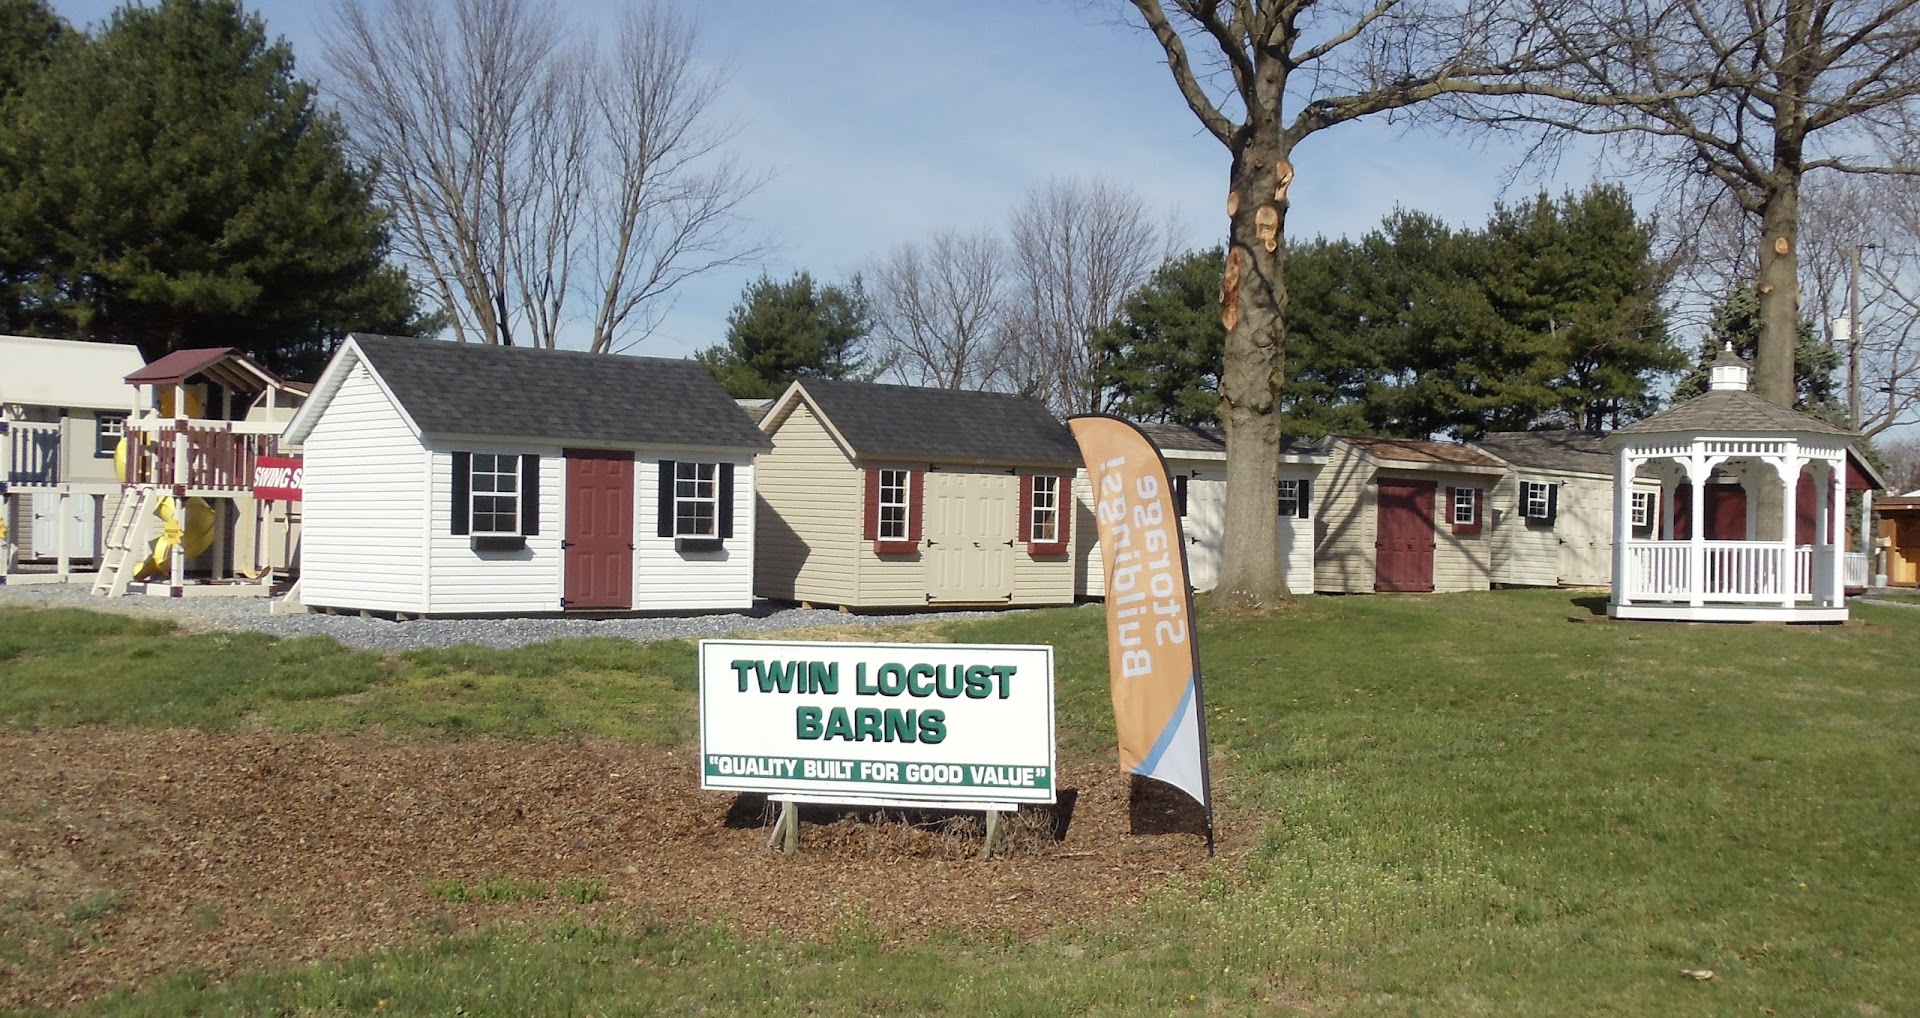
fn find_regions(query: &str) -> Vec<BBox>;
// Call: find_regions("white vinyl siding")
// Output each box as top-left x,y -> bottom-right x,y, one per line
301,362 -> 428,612
424,442 -> 563,614
635,455 -> 755,611
1074,470 -> 1104,598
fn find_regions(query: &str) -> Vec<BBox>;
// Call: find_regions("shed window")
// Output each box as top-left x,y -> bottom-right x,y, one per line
470,454 -> 521,535
1029,475 -> 1060,543
878,469 -> 912,542
1452,486 -> 1479,526
674,461 -> 719,538
1278,479 -> 1312,519
1631,490 -> 1657,531
1522,480 -> 1558,521
656,460 -> 733,545
94,413 -> 127,458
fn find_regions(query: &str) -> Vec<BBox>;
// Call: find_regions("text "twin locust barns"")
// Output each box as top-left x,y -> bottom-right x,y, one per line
699,640 -> 1056,805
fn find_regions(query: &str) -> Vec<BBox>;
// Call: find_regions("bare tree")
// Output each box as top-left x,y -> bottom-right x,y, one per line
1004,177 -> 1162,415
1125,0 -> 1558,607
324,0 -> 757,351
1457,0 -> 1920,408
586,5 -> 760,352
868,229 -> 1012,389
1881,433 -> 1920,491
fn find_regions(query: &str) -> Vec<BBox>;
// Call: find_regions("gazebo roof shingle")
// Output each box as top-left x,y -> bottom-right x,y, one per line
1615,390 -> 1853,438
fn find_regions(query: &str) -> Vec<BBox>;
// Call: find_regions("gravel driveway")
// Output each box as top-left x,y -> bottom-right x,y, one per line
0,582 -> 1044,652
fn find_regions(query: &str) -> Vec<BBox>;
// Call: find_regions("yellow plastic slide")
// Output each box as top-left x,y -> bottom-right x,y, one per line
114,432 -> 214,580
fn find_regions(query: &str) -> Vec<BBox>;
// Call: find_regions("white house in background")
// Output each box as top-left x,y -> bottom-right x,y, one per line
283,334 -> 771,616
1077,423 -> 1325,597
1470,430 -> 1663,588
0,335 -> 144,579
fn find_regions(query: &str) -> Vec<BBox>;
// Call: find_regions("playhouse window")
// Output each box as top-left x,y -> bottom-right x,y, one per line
94,413 -> 127,458
1452,487 -> 1479,525
877,469 -> 911,541
674,461 -> 719,537
1631,490 -> 1657,529
1523,481 -> 1553,519
1029,475 -> 1061,543
1278,479 -> 1301,518
470,454 -> 521,535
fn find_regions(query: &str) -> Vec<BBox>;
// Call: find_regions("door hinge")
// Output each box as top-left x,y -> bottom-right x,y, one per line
560,540 -> 571,549
925,539 -> 938,546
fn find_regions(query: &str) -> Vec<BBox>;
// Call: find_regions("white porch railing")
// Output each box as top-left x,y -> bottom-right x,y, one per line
3,421 -> 63,487
1624,540 -> 1829,603
1845,552 -> 1869,589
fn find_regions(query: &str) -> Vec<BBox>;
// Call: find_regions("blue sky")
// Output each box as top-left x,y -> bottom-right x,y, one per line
52,0 -> 1588,359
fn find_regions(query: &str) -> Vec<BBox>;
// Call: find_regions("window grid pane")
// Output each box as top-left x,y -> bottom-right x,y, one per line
1453,488 -> 1476,524
470,454 -> 520,536
1030,476 -> 1058,543
1277,479 -> 1299,517
674,461 -> 719,537
878,470 -> 910,541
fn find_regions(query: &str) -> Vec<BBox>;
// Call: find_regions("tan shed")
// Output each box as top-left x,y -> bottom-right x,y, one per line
754,379 -> 1082,609
1312,435 -> 1507,594
1470,430 -> 1662,588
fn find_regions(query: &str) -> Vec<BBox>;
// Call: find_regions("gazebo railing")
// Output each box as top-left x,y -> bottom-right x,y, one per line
1623,540 -> 1820,603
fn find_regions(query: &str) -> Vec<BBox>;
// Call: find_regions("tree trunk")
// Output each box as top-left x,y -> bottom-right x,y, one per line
1754,180 -> 1800,407
1214,133 -> 1290,608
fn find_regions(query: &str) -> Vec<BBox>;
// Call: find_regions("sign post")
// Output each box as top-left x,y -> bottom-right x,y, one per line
699,639 -> 1055,855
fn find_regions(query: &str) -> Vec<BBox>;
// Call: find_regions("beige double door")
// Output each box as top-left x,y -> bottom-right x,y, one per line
923,470 -> 1015,603
1556,482 -> 1611,586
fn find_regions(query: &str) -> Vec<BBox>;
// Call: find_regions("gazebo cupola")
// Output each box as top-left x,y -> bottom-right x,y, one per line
1607,344 -> 1860,622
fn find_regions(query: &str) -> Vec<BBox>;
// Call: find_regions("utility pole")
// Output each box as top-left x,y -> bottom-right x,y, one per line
1849,244 -> 1863,431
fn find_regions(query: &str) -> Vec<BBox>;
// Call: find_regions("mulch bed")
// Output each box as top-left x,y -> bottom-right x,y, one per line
0,729 -> 1219,1010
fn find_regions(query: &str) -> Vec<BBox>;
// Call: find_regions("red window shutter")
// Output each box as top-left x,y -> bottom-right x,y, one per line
863,468 -> 880,541
1051,476 -> 1072,553
1017,474 -> 1033,546
907,471 -> 925,543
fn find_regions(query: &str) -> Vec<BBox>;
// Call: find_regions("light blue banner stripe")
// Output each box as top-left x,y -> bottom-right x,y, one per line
1133,676 -> 1195,778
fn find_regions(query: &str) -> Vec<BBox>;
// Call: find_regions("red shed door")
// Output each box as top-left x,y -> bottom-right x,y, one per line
1375,480 -> 1436,592
564,450 -> 634,610
1674,484 -> 1749,541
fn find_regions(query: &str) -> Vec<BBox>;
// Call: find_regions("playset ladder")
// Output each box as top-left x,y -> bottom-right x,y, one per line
90,486 -> 157,597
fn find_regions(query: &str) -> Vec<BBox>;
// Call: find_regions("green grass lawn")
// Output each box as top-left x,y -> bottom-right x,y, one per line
3,592 -> 1918,1016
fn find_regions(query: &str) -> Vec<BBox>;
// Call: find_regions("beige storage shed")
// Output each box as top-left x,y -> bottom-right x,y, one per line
1471,430 -> 1662,588
754,379 -> 1082,609
1313,435 -> 1508,594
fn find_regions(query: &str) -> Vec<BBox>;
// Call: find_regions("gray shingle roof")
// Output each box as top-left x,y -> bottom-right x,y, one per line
1615,390 -> 1853,438
791,378 -> 1081,466
1472,430 -> 1614,475
349,334 -> 770,451
1134,421 -> 1323,458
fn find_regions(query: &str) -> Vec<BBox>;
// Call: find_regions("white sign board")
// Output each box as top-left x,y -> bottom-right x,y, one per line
699,640 -> 1056,805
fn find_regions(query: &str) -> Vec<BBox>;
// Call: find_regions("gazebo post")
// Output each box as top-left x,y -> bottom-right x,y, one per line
1688,453 -> 1707,608
1613,445 -> 1633,607
1830,457 -> 1847,606
1776,457 -> 1797,609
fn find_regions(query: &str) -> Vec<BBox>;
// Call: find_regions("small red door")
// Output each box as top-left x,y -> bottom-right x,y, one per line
1673,484 -> 1748,540
1375,480 -> 1436,592
564,450 -> 634,610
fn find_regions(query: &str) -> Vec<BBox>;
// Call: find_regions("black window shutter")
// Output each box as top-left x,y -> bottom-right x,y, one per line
451,451 -> 471,536
520,455 -> 540,536
657,459 -> 677,538
1545,483 -> 1559,524
718,462 -> 735,539
1298,478 -> 1312,519
1172,475 -> 1188,517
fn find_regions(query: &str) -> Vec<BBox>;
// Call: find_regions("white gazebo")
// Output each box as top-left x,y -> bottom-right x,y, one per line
1608,346 -> 1859,622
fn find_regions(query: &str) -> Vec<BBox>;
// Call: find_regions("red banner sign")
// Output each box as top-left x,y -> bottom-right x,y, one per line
252,455 -> 303,501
